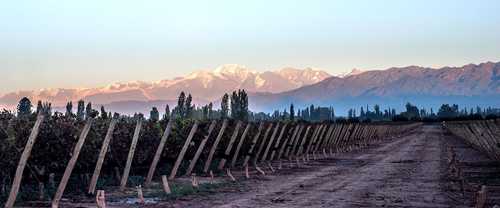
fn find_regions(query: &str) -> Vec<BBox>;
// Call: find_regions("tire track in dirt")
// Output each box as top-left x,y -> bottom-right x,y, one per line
154,125 -> 466,208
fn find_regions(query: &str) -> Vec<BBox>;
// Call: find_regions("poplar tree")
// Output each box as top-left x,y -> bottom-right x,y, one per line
150,107 -> 159,122
221,93 -> 229,118
77,100 -> 85,120
17,97 -> 32,117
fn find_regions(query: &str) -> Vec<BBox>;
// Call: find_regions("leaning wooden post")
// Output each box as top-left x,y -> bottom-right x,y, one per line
161,175 -> 171,194
185,120 -> 217,176
96,190 -> 106,208
89,119 -> 118,194
285,125 -> 302,158
270,123 -> 288,160
295,126 -> 312,158
475,185 -> 488,208
169,121 -> 199,180
230,123 -> 252,167
278,125 -> 298,160
5,114 -> 44,208
145,119 -> 174,187
289,125 -> 305,159
305,125 -> 321,159
242,122 -> 264,167
203,119 -> 228,173
119,119 -> 143,191
253,123 -> 274,164
52,118 -> 93,208
317,125 -> 334,157
261,123 -> 281,161
218,121 -> 243,170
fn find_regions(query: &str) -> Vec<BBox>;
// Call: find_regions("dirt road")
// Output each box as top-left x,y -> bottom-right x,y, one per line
152,125 -> 494,208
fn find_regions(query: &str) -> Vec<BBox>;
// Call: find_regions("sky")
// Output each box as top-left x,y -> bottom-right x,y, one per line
1,0 -> 500,94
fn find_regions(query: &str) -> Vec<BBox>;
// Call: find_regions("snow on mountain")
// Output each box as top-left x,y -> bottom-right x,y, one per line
250,61 -> 500,113
0,65 -> 331,109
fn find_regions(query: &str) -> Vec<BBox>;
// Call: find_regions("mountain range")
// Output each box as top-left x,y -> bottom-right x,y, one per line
250,61 -> 500,113
1,61 -> 499,115
0,64 -> 331,113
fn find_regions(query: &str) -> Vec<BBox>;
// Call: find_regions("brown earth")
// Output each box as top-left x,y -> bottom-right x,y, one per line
49,124 -> 500,208
147,125 -> 500,208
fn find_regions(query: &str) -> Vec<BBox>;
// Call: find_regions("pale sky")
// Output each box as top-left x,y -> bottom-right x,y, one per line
1,0 -> 500,94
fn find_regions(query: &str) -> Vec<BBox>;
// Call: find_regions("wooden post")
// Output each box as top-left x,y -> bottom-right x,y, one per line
305,125 -> 321,159
243,122 -> 264,167
209,170 -> 214,184
49,173 -> 55,189
185,120 -> 217,176
231,123 -> 251,167
475,185 -> 488,208
96,190 -> 106,208
145,119 -> 174,187
253,123 -> 274,164
267,162 -> 275,173
270,124 -> 288,161
5,114 -> 44,208
218,121 -> 243,170
119,119 -> 143,191
284,125 -> 301,158
52,118 -> 93,208
316,125 -> 333,153
296,126 -> 312,158
278,125 -> 297,160
191,174 -> 199,188
38,182 -> 44,200
245,164 -> 250,179
261,123 -> 281,161
203,119 -> 228,173
169,121 -> 199,180
226,168 -> 236,182
161,175 -> 171,194
290,125 -> 306,159
255,165 -> 266,176
89,119 -> 118,194
136,185 -> 145,204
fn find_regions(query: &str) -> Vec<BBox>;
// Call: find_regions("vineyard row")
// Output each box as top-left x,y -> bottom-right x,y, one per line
3,116 -> 421,207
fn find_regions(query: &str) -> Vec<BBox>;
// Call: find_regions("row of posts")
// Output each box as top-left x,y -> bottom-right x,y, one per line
4,115 -> 420,208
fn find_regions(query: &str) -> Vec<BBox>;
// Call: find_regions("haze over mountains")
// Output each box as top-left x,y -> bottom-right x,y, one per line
1,61 -> 499,115
251,61 -> 500,113
0,64 -> 331,113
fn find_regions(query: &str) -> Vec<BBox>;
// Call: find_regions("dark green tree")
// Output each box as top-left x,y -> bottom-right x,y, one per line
231,91 -> 239,119
85,102 -> 92,119
17,97 -> 32,117
100,106 -> 108,119
175,92 -> 186,118
290,103 -> 295,120
185,94 -> 193,118
65,101 -> 73,117
374,104 -> 381,117
36,100 -> 43,114
239,89 -> 248,120
77,100 -> 85,120
150,107 -> 159,122
208,102 -> 213,119
163,104 -> 170,120
221,93 -> 229,118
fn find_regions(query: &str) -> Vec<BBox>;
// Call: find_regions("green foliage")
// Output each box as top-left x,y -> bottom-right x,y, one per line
230,89 -> 248,120
150,107 -> 159,122
76,100 -> 85,120
65,101 -> 73,117
100,106 -> 108,119
221,93 -> 229,118
17,97 -> 32,117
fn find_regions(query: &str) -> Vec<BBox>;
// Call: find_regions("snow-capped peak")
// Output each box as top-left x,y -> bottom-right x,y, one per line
337,68 -> 364,78
213,64 -> 256,81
